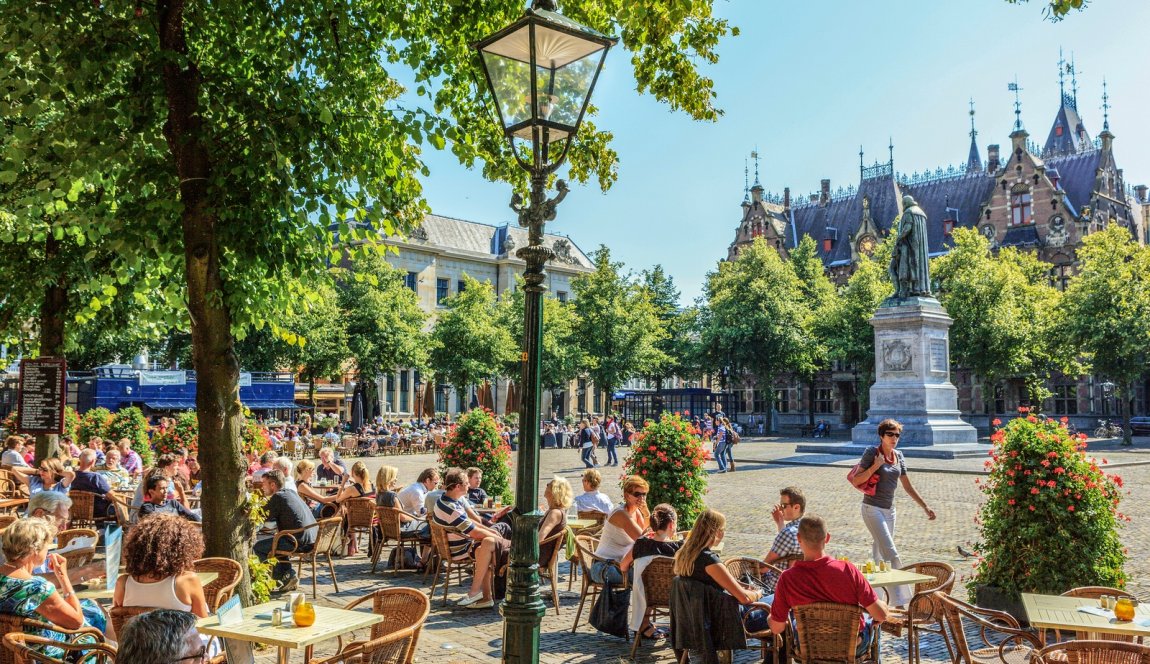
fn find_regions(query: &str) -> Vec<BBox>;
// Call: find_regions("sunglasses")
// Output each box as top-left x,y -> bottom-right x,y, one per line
631,492 -> 647,499
882,432 -> 901,439
174,646 -> 208,663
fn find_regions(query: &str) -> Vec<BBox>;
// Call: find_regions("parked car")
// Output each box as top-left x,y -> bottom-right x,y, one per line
1131,417 -> 1150,436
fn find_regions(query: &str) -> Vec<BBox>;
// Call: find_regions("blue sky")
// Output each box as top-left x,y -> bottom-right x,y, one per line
415,0 -> 1150,304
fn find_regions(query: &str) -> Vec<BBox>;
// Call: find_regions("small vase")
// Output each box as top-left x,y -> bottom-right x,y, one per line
293,601 -> 316,627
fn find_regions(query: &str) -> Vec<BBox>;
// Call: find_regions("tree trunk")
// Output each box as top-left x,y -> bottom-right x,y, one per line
764,375 -> 774,433
158,0 -> 251,600
806,378 -> 816,428
307,376 -> 316,409
34,234 -> 67,463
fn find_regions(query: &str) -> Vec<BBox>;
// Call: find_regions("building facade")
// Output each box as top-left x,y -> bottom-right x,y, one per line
726,78 -> 1150,432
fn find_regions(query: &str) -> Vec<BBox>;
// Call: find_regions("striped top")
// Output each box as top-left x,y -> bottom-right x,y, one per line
432,494 -> 475,560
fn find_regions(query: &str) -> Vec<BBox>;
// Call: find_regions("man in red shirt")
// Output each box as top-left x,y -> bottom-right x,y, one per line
768,515 -> 888,658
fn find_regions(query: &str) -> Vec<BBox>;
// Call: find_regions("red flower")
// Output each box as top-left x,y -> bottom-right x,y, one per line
1031,488 -> 1040,494
1007,499 -> 1016,505
1067,505 -> 1075,512
992,418 -> 1002,426
1053,467 -> 1066,474
1029,505 -> 1036,511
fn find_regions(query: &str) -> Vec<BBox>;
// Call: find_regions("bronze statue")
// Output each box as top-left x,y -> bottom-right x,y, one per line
889,195 -> 932,299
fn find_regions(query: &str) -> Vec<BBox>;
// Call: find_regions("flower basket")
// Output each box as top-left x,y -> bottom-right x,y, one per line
621,413 -> 708,529
967,413 -> 1128,605
438,408 -> 511,501
153,411 -> 199,456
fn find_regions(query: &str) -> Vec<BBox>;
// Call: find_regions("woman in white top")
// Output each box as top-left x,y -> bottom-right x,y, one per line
591,475 -> 651,585
113,513 -> 209,618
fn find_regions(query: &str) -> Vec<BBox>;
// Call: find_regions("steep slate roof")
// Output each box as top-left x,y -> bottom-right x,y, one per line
1043,94 -> 1092,156
419,214 -> 593,269
1044,150 -> 1101,213
899,172 -> 999,251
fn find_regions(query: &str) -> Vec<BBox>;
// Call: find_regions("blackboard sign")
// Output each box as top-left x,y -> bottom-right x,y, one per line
17,358 -> 67,435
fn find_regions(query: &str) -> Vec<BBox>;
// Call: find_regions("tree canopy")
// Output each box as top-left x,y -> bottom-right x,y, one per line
495,279 -> 586,392
429,275 -> 517,394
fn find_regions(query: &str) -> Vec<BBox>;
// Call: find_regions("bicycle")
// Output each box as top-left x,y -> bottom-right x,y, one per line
1094,419 -> 1123,438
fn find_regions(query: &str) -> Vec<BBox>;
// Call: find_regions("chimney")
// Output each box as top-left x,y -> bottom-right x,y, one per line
809,193 -> 819,204
751,182 -> 764,204
783,187 -> 791,211
987,144 -> 1001,172
820,179 -> 831,206
1048,167 -> 1061,190
1136,185 -> 1148,203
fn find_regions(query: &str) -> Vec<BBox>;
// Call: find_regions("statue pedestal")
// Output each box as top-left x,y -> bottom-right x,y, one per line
850,297 -> 978,447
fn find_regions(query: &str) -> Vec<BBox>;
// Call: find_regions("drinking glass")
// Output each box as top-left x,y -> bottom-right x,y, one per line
1115,597 -> 1135,621
494,496 -> 502,508
293,601 -> 316,627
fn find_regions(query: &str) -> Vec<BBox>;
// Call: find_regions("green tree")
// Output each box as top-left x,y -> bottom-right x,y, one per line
699,238 -> 808,431
0,0 -> 734,598
284,282 -> 352,409
1005,0 -> 1089,21
639,266 -> 696,386
571,247 -> 669,410
1056,224 -> 1150,443
495,279 -> 586,394
934,228 -> 1076,430
430,275 -> 517,403
338,255 -> 428,418
788,236 -> 837,426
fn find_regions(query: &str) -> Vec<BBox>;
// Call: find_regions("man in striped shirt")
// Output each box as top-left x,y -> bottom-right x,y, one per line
432,467 -> 509,609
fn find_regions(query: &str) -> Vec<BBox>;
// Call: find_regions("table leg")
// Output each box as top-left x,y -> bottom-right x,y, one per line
278,646 -> 291,664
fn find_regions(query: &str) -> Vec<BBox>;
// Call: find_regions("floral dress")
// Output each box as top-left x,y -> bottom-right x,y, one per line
0,574 -> 106,657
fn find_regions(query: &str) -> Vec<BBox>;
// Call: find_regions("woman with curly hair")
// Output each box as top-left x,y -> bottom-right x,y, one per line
112,513 -> 209,618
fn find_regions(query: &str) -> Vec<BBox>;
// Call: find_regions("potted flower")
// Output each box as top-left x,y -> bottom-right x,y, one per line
438,408 -> 511,501
968,413 -> 1128,619
621,413 -> 708,529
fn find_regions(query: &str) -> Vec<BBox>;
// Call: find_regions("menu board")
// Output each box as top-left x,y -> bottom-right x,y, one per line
17,358 -> 67,434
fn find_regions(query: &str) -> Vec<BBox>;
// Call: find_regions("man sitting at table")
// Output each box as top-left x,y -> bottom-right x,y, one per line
759,486 -> 806,595
398,467 -> 439,515
316,447 -> 347,484
254,469 -> 316,593
139,472 -> 201,523
131,454 -> 187,512
465,467 -> 489,507
432,467 -> 510,610
250,451 -> 278,481
573,469 -> 614,515
768,515 -> 888,658
69,449 -> 116,519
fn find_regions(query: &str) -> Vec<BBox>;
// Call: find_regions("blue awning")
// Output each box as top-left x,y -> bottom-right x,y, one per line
244,401 -> 301,410
143,401 -> 196,410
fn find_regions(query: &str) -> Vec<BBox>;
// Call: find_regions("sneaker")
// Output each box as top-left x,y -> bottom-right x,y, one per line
275,576 -> 299,593
466,598 -> 494,609
456,592 -> 484,607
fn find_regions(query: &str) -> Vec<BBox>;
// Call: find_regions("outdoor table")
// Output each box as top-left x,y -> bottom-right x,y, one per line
1022,592 -> 1150,638
0,497 -> 28,513
566,518 -> 599,532
862,568 -> 935,589
197,599 -> 384,664
76,571 -> 218,601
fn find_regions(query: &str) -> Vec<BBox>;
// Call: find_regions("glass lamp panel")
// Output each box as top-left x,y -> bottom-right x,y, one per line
538,50 -> 600,130
481,50 -> 533,132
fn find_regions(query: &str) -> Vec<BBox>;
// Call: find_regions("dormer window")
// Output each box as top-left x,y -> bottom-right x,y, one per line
1010,187 -> 1033,226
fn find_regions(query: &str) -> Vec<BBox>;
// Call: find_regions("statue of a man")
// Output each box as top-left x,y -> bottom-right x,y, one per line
889,195 -> 932,299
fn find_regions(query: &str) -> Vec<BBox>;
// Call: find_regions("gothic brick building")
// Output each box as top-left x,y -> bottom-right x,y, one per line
726,76 -> 1150,433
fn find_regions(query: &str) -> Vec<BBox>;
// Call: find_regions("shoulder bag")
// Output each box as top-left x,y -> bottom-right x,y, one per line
847,447 -> 880,496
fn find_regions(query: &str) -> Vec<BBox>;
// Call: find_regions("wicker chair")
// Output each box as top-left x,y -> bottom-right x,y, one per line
570,534 -> 628,633
57,545 -> 96,571
371,506 -> 425,574
723,556 -> 785,664
881,561 -> 955,664
55,528 -> 98,552
0,514 -> 15,531
339,588 -> 431,664
342,497 -> 376,556
109,605 -> 156,638
109,493 -> 133,532
2,633 -> 116,664
538,528 -> 567,615
567,512 -> 606,591
1047,587 -> 1140,644
67,491 -> 97,529
630,556 -> 675,659
0,615 -> 105,664
790,602 -> 879,664
1035,641 -> 1150,664
426,522 -> 483,606
194,557 -> 244,612
937,592 -> 1041,664
269,516 -> 343,598
306,624 -> 419,664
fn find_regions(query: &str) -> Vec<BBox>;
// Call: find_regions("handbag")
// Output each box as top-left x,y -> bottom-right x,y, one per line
847,447 -> 880,496
590,579 -> 631,639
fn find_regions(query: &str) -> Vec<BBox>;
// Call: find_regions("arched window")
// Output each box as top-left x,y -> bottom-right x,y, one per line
1010,186 -> 1032,226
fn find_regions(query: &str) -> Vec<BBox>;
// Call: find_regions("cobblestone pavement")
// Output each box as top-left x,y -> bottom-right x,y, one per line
253,436 -> 1150,663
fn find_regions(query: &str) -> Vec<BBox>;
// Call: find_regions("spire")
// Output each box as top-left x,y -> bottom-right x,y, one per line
743,158 -> 750,203
1058,48 -> 1066,99
751,147 -> 761,188
1070,52 -> 1080,109
1009,77 -> 1024,132
1101,77 -> 1111,133
859,145 -> 864,180
966,99 -> 982,173
888,137 -> 894,166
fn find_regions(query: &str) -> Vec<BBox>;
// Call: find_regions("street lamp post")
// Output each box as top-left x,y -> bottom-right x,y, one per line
474,4 -> 615,662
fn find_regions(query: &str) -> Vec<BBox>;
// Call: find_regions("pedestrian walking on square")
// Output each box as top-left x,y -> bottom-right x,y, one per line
850,418 -> 936,607
605,416 -> 621,466
712,418 -> 729,473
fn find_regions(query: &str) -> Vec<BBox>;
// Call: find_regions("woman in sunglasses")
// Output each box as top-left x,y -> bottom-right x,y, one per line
590,475 -> 651,585
850,418 -> 935,607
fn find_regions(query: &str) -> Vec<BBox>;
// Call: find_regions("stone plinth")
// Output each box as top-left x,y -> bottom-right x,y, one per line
850,296 -> 978,447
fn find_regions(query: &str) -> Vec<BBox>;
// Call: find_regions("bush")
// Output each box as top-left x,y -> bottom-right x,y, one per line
438,408 -> 511,500
78,407 -> 114,445
240,419 -> 273,459
315,416 -> 339,432
968,412 -> 1128,598
622,413 -> 709,529
153,411 -> 199,456
2,406 -> 80,440
106,407 -> 154,467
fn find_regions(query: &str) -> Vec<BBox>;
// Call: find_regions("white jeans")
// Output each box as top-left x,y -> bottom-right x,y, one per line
860,502 -> 910,607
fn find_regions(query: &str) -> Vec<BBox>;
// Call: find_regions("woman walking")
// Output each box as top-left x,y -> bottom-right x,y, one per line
849,418 -> 936,606
712,417 -> 729,473
578,419 -> 597,469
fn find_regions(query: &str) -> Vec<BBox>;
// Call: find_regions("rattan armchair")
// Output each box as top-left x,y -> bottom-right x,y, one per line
342,497 -> 375,556
269,516 -> 344,598
67,491 -> 97,529
339,588 -> 430,664
722,556 -> 785,664
881,561 -> 955,664
426,522 -> 487,606
55,528 -> 98,551
194,557 -> 244,612
109,605 -> 156,639
2,633 -> 116,664
306,624 -> 419,664
1035,640 -> 1150,664
570,533 -> 629,633
538,528 -> 567,615
630,556 -> 674,659
937,592 -> 1042,664
371,506 -> 425,574
0,615 -> 106,664
790,602 -> 879,664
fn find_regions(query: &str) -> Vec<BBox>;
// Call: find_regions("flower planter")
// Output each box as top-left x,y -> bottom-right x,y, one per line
972,584 -> 1028,626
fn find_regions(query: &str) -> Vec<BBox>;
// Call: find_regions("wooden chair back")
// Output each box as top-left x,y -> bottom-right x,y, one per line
67,491 -> 97,529
340,587 -> 430,664
307,624 -> 419,664
283,439 -> 298,458
194,557 -> 244,611
1035,641 -> 1150,664
428,521 -> 454,562
723,556 -> 765,584
576,510 -> 606,525
901,561 -> 955,621
110,605 -> 156,638
2,633 -> 116,664
57,546 -> 96,570
0,513 -> 17,531
641,555 -> 675,609
343,497 -> 375,531
790,602 -> 867,663
315,516 -> 344,554
56,528 -> 98,551
377,506 -> 405,541
937,592 -> 1041,663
